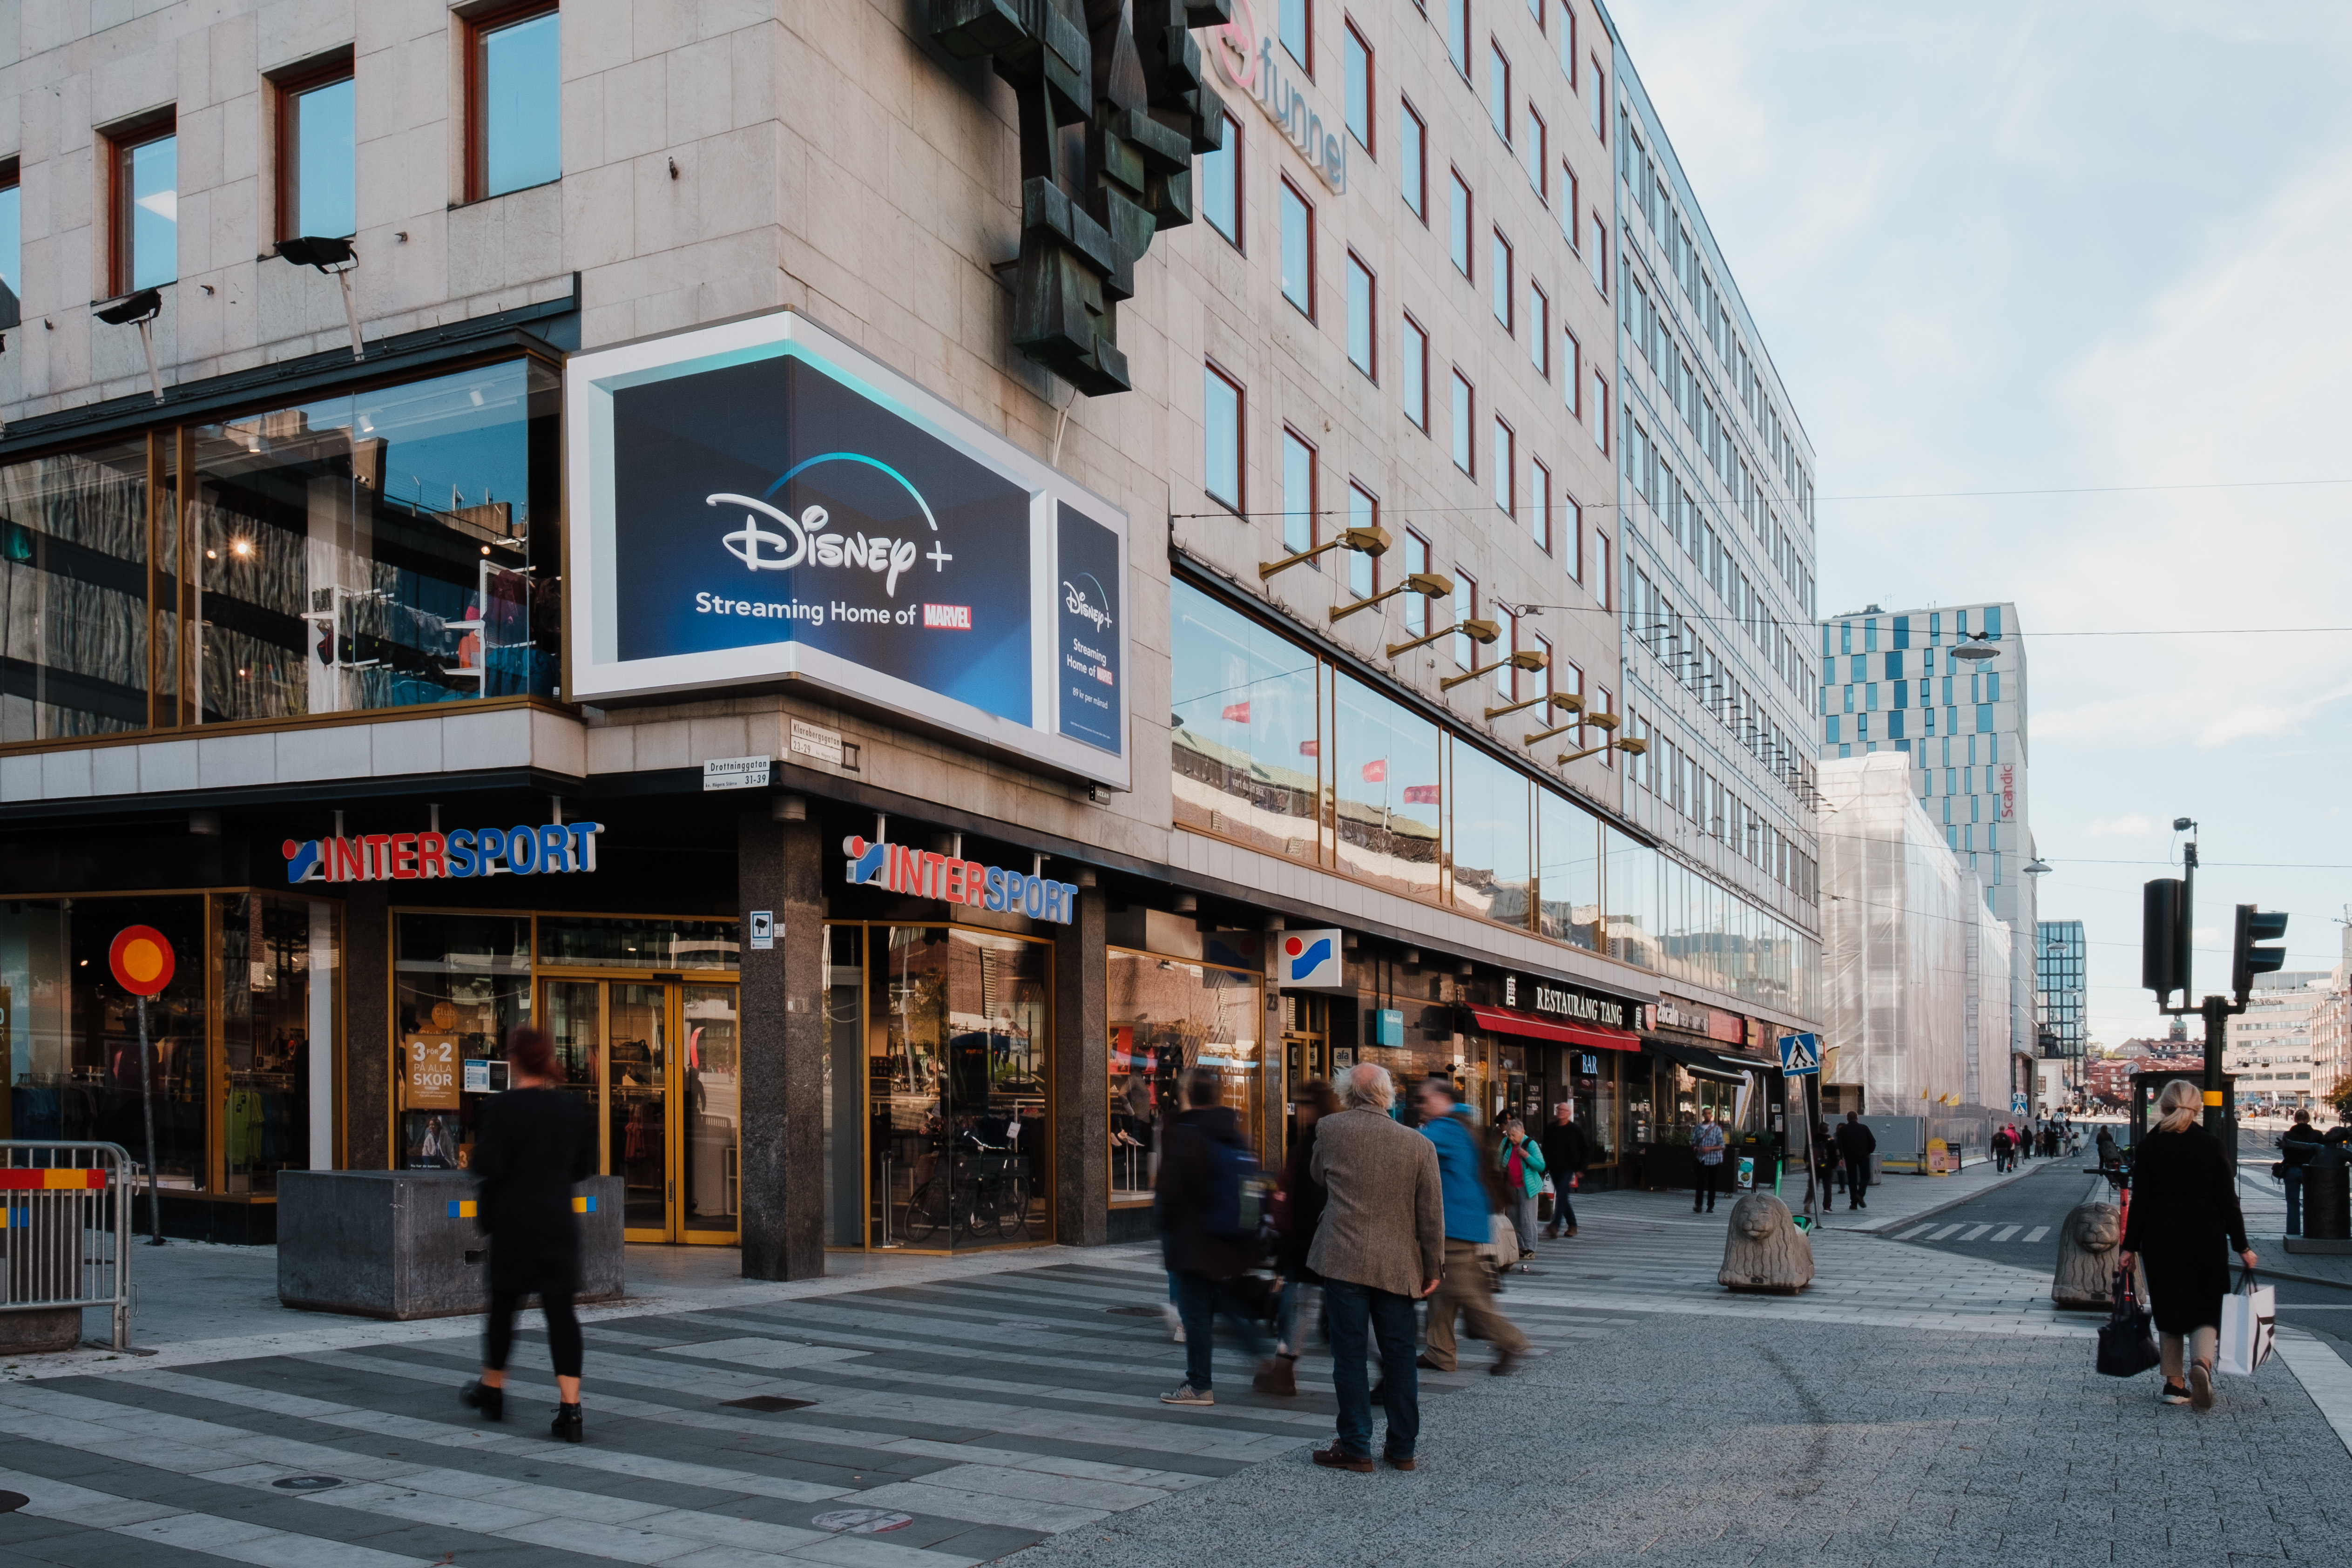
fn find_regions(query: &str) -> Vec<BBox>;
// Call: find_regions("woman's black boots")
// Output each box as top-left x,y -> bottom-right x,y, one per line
460,1381 -> 505,1422
551,1402 -> 584,1443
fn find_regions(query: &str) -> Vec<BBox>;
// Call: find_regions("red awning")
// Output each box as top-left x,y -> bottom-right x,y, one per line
1463,1003 -> 1642,1052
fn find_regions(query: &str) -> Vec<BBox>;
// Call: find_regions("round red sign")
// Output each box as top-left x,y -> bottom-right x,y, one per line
108,925 -> 176,997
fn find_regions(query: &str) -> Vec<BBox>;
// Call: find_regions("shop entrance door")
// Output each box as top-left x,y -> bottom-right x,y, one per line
538,977 -> 740,1244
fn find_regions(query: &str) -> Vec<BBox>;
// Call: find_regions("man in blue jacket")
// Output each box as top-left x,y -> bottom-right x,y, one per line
1416,1077 -> 1528,1375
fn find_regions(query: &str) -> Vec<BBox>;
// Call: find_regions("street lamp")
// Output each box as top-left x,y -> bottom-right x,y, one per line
1952,632 -> 1999,662
2024,858 -> 2051,876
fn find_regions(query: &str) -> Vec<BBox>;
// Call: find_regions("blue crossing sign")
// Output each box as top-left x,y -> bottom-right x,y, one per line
1777,1032 -> 1820,1076
2011,1092 -> 2029,1116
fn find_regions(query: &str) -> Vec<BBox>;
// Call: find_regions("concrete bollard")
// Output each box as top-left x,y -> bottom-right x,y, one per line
1720,1191 -> 1813,1293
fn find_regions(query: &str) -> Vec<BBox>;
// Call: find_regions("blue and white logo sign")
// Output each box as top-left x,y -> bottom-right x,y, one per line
1777,1033 -> 1820,1076
2011,1092 -> 2030,1116
1280,928 -> 1346,990
567,311 -> 1131,788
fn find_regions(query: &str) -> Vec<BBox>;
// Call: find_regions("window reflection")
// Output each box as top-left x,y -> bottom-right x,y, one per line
0,439 -> 151,741
216,894 -> 335,1194
1449,742 -> 1528,925
1537,788 -> 1601,949
1106,951 -> 1263,1203
1605,825 -> 1658,969
1170,581 -> 1320,856
1332,673 -> 1440,898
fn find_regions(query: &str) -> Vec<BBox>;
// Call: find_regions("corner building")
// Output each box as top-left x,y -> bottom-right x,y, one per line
0,0 -> 1821,1264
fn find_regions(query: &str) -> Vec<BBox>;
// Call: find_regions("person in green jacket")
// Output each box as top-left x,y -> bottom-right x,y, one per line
1498,1118 -> 1548,1262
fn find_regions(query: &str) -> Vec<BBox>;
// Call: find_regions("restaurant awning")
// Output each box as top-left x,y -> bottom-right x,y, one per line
1646,1037 -> 1773,1084
1462,1003 -> 1642,1052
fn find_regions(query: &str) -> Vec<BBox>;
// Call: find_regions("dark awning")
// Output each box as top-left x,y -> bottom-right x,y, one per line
1463,1004 -> 1642,1052
1645,1037 -> 1771,1084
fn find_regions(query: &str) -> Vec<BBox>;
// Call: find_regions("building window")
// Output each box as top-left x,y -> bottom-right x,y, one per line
1344,19 -> 1373,150
1564,327 -> 1581,413
1495,602 -> 1519,698
1597,685 -> 1614,764
276,60 -> 356,242
1282,428 -> 1318,554
1400,98 -> 1427,219
1453,572 -> 1479,668
0,162 -> 20,328
1530,457 -> 1551,553
1449,170 -> 1473,275
1560,4 -> 1576,84
1488,43 -> 1511,142
1346,251 -> 1377,378
1588,213 -> 1607,292
467,1 -> 561,202
1529,281 -> 1549,374
1591,371 -> 1608,452
1201,109 -> 1242,246
1402,312 -> 1429,428
1526,108 -> 1548,199
1590,59 -> 1604,136
1280,0 -> 1312,71
1491,231 -> 1515,328
1348,482 -> 1379,596
1279,178 -> 1315,317
1204,362 -> 1244,511
1493,419 -> 1514,518
1565,492 -> 1582,581
1451,371 -> 1474,474
109,115 -> 178,294
1564,164 -> 1581,245
1405,529 -> 1432,633
1593,531 -> 1610,609
1445,0 -> 1469,73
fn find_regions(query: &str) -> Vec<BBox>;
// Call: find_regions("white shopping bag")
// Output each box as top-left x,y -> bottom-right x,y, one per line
2217,1275 -> 2277,1377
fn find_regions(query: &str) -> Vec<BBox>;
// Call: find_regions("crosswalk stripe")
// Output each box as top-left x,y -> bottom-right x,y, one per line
1929,1224 -> 1965,1240
2025,1226 -> 2049,1243
0,1464 -> 437,1568
1895,1224 -> 1935,1240
1960,1224 -> 1994,1241
1992,1225 -> 2021,1242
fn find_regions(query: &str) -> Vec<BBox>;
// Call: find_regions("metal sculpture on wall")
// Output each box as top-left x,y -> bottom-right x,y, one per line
933,0 -> 1231,397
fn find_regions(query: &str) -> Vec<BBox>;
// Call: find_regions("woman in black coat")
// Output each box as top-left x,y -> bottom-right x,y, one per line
460,1026 -> 598,1441
2119,1079 -> 2257,1411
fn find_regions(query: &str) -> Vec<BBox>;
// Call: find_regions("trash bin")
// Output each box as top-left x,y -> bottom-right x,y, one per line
2306,1157 -> 2351,1243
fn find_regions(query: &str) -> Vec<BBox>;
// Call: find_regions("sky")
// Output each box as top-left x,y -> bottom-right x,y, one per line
1609,1 -> 2352,1051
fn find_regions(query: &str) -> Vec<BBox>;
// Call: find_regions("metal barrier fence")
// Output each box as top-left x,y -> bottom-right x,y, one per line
1,1142 -> 133,1351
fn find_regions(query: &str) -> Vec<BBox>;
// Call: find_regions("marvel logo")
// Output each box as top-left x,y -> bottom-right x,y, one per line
922,604 -> 972,630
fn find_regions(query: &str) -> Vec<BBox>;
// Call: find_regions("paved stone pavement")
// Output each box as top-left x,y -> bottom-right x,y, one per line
0,1178 -> 2345,1568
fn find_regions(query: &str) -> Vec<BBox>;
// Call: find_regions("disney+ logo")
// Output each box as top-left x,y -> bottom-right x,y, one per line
707,452 -> 953,598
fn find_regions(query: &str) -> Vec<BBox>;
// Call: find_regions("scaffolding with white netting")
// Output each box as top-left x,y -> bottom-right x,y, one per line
1820,754 -> 2008,1134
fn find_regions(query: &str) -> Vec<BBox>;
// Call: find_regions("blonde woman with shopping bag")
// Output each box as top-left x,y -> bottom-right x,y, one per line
2118,1079 -> 2257,1410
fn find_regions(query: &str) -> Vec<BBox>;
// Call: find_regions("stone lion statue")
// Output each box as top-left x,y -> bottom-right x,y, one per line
1719,1191 -> 1813,1293
2051,1200 -> 2122,1309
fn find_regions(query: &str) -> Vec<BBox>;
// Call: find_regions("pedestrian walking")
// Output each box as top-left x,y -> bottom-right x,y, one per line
1305,1063 -> 1444,1473
1990,1125 -> 2014,1173
1812,1115 -> 1838,1209
1261,1078 -> 1342,1397
1690,1111 -> 1728,1214
1156,1068 -> 1272,1407
2279,1108 -> 2323,1238
1416,1077 -> 1530,1376
2119,1079 -> 2257,1411
2095,1122 -> 2119,1171
1833,1112 -> 1876,1210
460,1025 -> 598,1442
1541,1102 -> 1592,1239
1498,1117 -> 1545,1260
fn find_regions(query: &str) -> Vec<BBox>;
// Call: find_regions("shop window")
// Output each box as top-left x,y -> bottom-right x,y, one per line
109,114 -> 177,294
1169,580 -> 1322,857
1537,787 -> 1601,949
1332,669 -> 1441,900
0,896 -> 207,1188
0,439 -> 155,742
215,893 -> 338,1193
865,925 -> 1051,1250
185,357 -> 560,722
537,915 -> 739,970
468,1 -> 561,201
276,59 -> 356,242
1604,824 -> 1658,969
392,912 -> 532,1169
1107,951 -> 1264,1203
1450,741 -> 1530,925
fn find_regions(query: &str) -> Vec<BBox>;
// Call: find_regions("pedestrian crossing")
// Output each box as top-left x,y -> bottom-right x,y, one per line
1900,1222 -> 2049,1244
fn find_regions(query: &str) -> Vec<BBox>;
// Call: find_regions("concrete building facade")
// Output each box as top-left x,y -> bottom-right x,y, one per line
2225,969 -> 2329,1112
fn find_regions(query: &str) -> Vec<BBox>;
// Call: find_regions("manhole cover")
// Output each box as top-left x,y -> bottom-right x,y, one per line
1106,1305 -> 1161,1317
0,1491 -> 27,1514
812,1508 -> 914,1534
721,1395 -> 814,1413
270,1476 -> 343,1492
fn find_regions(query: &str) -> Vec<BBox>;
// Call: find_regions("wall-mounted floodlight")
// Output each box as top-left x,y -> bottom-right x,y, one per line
276,237 -> 364,360
1441,646 -> 1546,693
1331,568 -> 1451,624
1487,688 -> 1581,722
94,288 -> 166,402
1557,731 -> 1644,766
1390,615 -> 1495,661
1261,522 -> 1388,581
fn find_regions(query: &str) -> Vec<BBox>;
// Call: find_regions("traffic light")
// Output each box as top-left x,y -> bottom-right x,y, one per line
2142,878 -> 2188,1002
2231,904 -> 2289,1001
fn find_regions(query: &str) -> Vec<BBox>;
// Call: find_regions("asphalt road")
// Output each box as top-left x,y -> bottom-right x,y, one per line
1887,1157 -> 2100,1275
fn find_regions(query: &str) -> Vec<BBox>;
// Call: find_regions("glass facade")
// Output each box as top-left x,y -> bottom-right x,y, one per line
1106,950 -> 1264,1203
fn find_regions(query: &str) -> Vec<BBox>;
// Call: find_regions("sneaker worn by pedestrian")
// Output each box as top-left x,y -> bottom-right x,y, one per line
2158,1381 -> 2192,1406
459,1380 -> 504,1422
550,1402 -> 583,1443
1160,1383 -> 1215,1406
1312,1444 -> 1374,1473
1252,1357 -> 1298,1397
2189,1361 -> 2215,1411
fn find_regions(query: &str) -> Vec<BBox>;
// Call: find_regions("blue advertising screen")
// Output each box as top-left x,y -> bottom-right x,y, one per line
1055,502 -> 1122,752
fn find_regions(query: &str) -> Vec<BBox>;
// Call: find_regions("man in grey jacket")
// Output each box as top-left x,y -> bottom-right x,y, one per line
1307,1063 -> 1445,1473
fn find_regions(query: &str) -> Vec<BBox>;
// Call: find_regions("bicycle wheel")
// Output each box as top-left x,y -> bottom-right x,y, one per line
905,1180 -> 942,1243
998,1176 -> 1029,1238
966,1180 -> 1000,1238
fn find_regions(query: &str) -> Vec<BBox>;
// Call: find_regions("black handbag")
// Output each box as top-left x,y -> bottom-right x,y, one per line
2096,1266 -> 2161,1378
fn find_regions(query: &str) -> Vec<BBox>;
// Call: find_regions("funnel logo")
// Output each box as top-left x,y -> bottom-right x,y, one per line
1281,928 -> 1346,990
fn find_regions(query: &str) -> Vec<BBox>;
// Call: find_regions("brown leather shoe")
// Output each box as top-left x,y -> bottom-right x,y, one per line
1490,1351 -> 1521,1377
1384,1452 -> 1418,1471
1252,1357 -> 1297,1397
1312,1444 -> 1374,1473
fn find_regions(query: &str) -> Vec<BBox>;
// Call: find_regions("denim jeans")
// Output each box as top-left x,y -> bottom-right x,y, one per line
1276,1277 -> 1319,1354
2285,1166 -> 2305,1237
1546,1183 -> 1578,1234
1324,1278 -> 1419,1459
1172,1270 -> 1269,1390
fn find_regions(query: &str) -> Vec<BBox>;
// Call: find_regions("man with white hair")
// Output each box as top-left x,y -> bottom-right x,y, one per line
1305,1062 -> 1445,1473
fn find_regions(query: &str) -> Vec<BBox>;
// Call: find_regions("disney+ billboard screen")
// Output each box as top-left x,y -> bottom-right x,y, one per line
609,354 -> 1034,726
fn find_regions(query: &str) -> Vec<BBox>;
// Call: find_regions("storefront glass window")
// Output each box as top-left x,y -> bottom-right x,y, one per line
1332,672 -> 1441,899
215,894 -> 336,1192
0,896 -> 206,1186
823,924 -> 865,1246
1106,950 -> 1264,1203
1169,581 -> 1321,856
1449,742 -> 1528,925
392,912 -> 531,1169
1605,826 -> 1658,969
0,439 -> 153,742
538,916 -> 739,970
185,358 -> 558,723
1536,787 -> 1600,949
867,926 -> 1050,1249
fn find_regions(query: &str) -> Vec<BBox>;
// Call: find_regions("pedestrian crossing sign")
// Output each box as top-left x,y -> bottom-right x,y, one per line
1777,1032 -> 1820,1076
2011,1092 -> 2029,1115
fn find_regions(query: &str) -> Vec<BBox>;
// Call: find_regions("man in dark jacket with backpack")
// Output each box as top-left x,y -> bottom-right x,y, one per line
1833,1112 -> 1876,1210
1156,1068 -> 1271,1406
